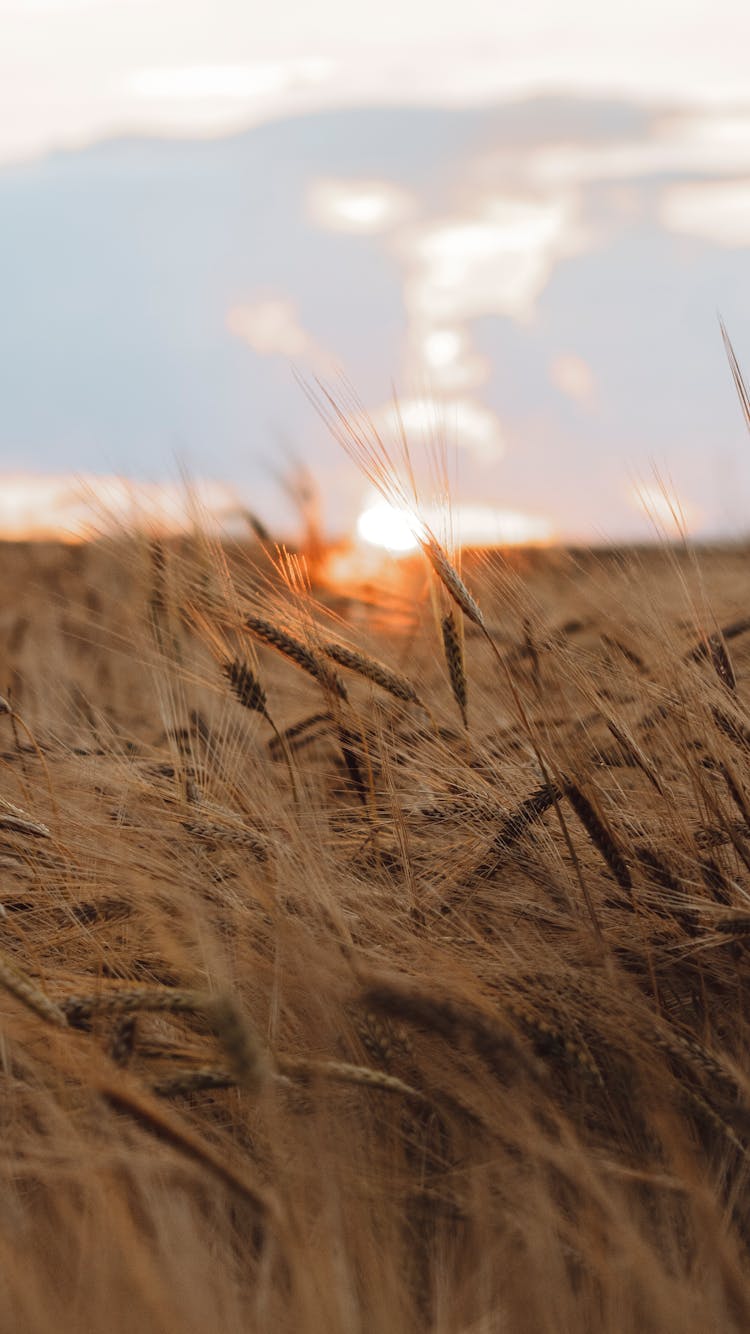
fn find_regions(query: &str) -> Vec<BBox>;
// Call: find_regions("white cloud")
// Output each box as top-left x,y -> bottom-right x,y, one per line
406,326 -> 491,393
398,194 -> 583,324
659,181 -> 750,247
369,396 -> 505,464
4,3 -> 750,166
521,113 -> 750,194
446,503 -> 552,545
307,179 -> 415,234
128,60 -> 335,103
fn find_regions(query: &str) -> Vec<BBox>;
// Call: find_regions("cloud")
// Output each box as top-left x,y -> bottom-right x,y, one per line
432,503 -> 552,545
659,181 -> 750,247
128,60 -> 335,103
397,193 -> 584,325
523,112 -> 750,188
405,326 -> 491,394
0,474 -> 241,540
549,353 -> 596,407
227,297 -> 317,359
307,178 -> 416,234
369,396 -> 505,464
629,482 -> 701,536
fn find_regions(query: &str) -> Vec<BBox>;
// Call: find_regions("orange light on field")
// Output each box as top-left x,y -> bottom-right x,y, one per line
356,501 -> 420,553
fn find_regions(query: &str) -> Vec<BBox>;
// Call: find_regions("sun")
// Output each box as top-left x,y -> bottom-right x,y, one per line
356,501 -> 420,553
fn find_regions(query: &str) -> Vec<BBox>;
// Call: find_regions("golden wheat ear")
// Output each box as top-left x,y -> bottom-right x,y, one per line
322,640 -> 423,706
245,613 -> 348,700
440,610 -> 468,728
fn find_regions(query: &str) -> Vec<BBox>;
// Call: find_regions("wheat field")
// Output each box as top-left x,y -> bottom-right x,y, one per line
2,518 -> 750,1331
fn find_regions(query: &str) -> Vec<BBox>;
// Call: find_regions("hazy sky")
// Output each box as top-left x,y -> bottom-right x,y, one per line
2,0 -> 749,163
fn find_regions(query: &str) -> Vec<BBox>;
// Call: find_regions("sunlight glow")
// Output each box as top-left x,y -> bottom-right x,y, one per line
357,501 -> 420,553
423,329 -> 462,369
356,498 -> 553,553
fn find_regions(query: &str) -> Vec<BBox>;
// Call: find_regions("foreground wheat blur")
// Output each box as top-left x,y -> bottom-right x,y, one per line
4,529 -> 750,1331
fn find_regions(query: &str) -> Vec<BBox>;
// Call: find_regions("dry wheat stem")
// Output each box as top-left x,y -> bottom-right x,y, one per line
154,1057 -> 425,1104
100,1074 -> 282,1222
0,709 -> 60,832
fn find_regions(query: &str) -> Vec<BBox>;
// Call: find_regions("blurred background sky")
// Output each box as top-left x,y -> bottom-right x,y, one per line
1,0 -> 749,543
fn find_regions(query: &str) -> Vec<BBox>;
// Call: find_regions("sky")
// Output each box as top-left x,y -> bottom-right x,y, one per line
1,0 -> 749,544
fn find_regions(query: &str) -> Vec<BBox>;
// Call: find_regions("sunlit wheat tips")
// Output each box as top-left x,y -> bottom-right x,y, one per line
423,537 -> 485,629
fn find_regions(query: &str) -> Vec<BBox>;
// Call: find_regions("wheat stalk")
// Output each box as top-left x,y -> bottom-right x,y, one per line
100,1074 -> 281,1222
